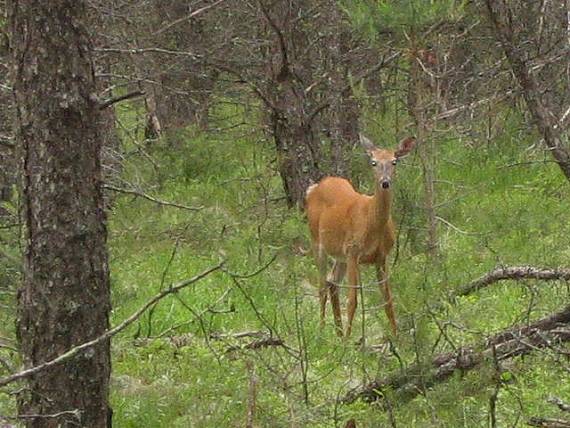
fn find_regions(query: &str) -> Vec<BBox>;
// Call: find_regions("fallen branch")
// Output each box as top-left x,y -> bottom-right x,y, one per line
103,184 -> 203,211
454,266 -> 570,299
527,417 -> 570,427
343,304 -> 570,405
0,262 -> 224,388
549,397 -> 570,413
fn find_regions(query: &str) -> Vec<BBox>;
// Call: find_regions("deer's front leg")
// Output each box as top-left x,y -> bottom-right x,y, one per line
315,246 -> 329,328
376,255 -> 397,335
345,255 -> 360,337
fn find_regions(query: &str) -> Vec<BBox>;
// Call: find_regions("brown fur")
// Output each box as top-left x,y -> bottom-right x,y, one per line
305,136 -> 415,337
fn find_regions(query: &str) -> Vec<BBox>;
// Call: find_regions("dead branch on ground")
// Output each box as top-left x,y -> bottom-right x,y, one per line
343,304 -> 570,405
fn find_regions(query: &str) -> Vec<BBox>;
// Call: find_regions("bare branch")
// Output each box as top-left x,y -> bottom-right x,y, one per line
308,51 -> 401,124
0,263 -> 224,388
152,0 -> 227,36
103,184 -> 204,211
98,90 -> 145,110
454,266 -> 570,299
95,47 -> 200,59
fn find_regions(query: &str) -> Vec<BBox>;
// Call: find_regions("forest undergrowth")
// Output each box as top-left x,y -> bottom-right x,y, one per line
1,100 -> 569,427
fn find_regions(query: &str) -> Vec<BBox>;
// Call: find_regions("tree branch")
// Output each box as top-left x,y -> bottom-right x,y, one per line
152,0 -> 227,36
0,263 -> 224,388
103,184 -> 204,211
98,90 -> 145,110
307,51 -> 401,124
454,266 -> 570,299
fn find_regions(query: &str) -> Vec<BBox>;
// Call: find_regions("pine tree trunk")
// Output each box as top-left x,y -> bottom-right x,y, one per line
10,1 -> 112,426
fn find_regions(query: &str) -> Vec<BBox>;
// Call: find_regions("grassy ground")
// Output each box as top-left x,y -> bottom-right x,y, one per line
1,102 -> 569,426
105,103 -> 570,427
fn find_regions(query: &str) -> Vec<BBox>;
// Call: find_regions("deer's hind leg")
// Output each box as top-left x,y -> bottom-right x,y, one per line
328,260 -> 346,337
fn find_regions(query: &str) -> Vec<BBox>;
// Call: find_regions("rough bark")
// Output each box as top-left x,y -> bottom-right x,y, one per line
262,1 -> 323,208
485,0 -> 570,181
343,304 -> 570,405
10,0 -> 112,426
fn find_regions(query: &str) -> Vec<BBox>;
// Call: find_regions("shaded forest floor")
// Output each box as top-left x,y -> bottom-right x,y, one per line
1,103 -> 570,427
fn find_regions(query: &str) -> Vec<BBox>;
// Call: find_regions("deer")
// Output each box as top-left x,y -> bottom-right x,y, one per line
305,134 -> 416,337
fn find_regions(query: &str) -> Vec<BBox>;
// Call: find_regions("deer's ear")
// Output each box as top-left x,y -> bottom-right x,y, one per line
359,134 -> 376,155
395,136 -> 416,158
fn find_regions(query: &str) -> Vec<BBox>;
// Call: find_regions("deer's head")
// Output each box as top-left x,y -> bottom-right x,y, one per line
359,135 -> 416,190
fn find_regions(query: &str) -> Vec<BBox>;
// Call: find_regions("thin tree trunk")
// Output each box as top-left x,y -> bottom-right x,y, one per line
485,0 -> 570,181
10,0 -> 112,426
409,48 -> 438,258
327,3 -> 359,179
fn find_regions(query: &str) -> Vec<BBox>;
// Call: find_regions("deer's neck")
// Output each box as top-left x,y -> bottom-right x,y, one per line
368,187 -> 392,230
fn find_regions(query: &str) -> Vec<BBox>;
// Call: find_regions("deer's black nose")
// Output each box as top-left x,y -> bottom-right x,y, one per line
382,181 -> 390,189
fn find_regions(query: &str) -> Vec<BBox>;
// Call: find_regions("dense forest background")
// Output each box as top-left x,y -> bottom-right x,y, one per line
1,0 -> 570,427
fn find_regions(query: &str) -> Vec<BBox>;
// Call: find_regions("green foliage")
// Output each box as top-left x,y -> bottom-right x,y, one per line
342,0 -> 467,39
2,97 -> 570,426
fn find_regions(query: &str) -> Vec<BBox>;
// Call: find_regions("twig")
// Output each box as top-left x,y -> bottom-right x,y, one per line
308,51 -> 401,124
98,90 -> 145,110
94,47 -> 200,59
0,409 -> 82,421
103,184 -> 203,211
435,215 -> 478,235
0,262 -> 224,388
210,330 -> 268,340
153,0 -> 227,36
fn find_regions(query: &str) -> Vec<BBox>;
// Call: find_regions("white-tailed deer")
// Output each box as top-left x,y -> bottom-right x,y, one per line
305,135 -> 416,337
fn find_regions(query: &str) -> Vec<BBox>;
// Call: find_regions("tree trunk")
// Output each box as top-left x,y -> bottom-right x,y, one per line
10,0 -> 112,426
270,106 -> 322,208
326,3 -> 359,180
409,47 -> 438,258
485,0 -> 570,181
261,1 -> 323,208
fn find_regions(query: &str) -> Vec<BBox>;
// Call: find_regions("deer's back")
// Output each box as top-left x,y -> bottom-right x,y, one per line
305,177 -> 370,258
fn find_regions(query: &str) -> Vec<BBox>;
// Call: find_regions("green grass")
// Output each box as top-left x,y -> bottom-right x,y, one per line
1,101 -> 569,427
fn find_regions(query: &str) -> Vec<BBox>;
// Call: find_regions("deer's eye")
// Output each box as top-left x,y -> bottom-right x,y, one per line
392,159 -> 398,165
371,160 -> 377,166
